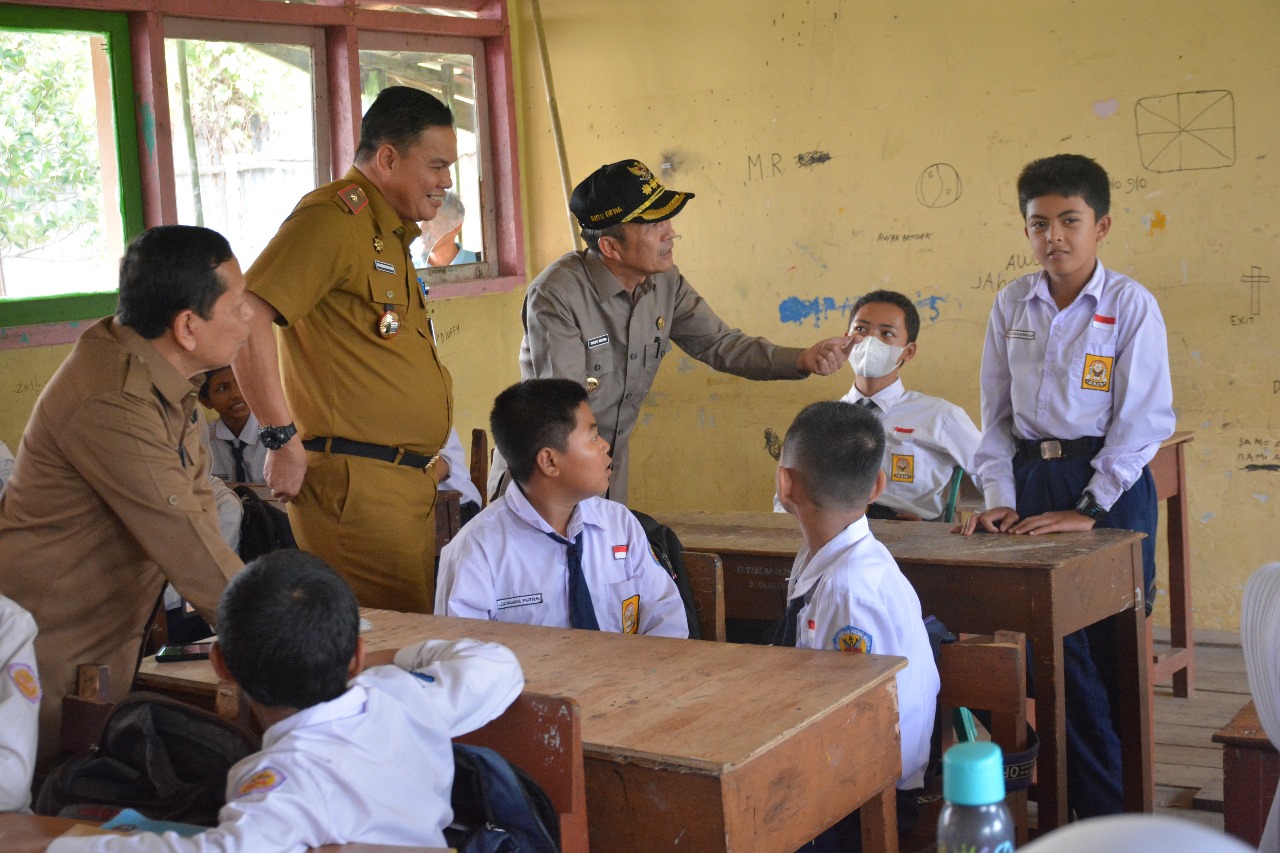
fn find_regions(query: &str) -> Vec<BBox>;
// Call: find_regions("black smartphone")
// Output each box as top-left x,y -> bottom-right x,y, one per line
155,642 -> 213,663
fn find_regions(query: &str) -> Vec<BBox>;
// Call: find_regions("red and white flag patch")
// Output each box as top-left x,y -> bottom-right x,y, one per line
612,545 -> 628,560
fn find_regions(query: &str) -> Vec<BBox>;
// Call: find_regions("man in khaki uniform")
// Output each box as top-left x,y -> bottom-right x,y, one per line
0,226 -> 250,772
235,87 -> 455,613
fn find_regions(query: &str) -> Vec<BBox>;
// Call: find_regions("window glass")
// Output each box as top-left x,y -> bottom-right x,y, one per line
0,30 -> 122,300
359,47 -> 485,272
166,38 -> 317,270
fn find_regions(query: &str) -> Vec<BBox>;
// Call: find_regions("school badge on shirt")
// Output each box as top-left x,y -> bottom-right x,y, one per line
621,595 -> 640,634
891,454 -> 915,483
8,662 -> 40,703
1081,354 -> 1114,392
832,626 -> 872,654
236,767 -> 287,798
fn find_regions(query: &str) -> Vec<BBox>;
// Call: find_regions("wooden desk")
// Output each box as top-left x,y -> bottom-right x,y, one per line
652,511 -> 1153,832
139,612 -> 907,853
1149,431 -> 1195,696
0,813 -> 448,852
1214,699 -> 1280,847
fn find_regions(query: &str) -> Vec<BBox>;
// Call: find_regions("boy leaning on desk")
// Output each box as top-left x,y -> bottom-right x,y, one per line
46,549 -> 524,852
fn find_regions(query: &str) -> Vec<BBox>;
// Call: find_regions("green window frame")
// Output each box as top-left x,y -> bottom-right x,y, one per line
0,5 -> 144,327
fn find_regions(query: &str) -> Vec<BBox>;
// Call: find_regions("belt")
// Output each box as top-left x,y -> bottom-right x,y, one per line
1014,436 -> 1104,460
302,437 -> 439,472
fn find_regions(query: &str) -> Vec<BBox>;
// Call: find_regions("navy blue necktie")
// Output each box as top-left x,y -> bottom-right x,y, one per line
545,531 -> 599,630
228,439 -> 248,483
772,595 -> 806,647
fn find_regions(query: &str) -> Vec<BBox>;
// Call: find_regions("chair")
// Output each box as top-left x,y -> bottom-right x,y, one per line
682,551 -> 726,641
469,428 -> 489,508
60,665 -> 114,757
456,692 -> 588,853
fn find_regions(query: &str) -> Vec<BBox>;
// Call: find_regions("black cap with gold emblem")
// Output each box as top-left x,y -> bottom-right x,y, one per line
570,160 -> 694,230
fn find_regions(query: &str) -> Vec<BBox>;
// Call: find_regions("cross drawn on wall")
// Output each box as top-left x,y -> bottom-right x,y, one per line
1135,89 -> 1236,173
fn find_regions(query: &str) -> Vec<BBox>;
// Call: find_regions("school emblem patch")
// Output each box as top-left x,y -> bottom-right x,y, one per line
8,663 -> 40,703
832,626 -> 872,654
1081,354 -> 1114,392
891,454 -> 915,483
236,767 -> 287,798
621,595 -> 640,634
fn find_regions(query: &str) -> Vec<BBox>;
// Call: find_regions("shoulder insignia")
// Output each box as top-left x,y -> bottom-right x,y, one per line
7,663 -> 41,703
337,184 -> 368,215
832,626 -> 872,654
235,767 -> 288,798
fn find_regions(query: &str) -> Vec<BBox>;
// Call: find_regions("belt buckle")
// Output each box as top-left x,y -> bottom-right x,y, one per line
1040,440 -> 1063,460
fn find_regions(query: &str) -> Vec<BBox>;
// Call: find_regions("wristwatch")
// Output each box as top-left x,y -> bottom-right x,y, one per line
258,422 -> 297,451
1073,491 -> 1106,520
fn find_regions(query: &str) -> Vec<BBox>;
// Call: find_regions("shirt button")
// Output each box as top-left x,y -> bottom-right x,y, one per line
625,393 -> 632,400
594,364 -> 601,371
168,495 -> 180,506
629,353 -> 637,361
386,290 -> 394,298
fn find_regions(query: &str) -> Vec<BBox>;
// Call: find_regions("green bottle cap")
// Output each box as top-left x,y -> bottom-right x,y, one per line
942,741 -> 1006,806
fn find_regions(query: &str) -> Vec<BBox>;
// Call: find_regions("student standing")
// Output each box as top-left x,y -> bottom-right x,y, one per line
961,154 -> 1175,816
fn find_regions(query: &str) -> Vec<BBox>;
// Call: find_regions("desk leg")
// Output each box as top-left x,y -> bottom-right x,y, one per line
1116,549 -> 1155,813
1032,629 -> 1068,830
860,788 -> 898,853
1166,443 -> 1194,697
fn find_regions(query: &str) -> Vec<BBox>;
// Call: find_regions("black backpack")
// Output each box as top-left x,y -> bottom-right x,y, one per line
233,485 -> 297,562
630,510 -> 702,640
37,692 -> 260,825
445,743 -> 560,853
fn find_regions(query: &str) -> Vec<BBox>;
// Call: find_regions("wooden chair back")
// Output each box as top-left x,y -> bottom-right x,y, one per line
470,428 -> 489,507
683,550 -> 726,642
456,692 -> 588,853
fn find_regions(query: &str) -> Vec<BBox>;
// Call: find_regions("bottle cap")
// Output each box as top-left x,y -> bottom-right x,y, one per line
942,741 -> 1006,806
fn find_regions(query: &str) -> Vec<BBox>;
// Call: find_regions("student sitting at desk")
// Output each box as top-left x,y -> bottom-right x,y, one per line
0,594 -> 39,813
198,366 -> 266,484
436,379 -> 689,637
50,549 -> 523,852
774,289 -> 980,521
960,153 -> 1175,817
774,400 -> 939,850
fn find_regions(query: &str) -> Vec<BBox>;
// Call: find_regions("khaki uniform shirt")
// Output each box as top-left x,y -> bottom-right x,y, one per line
0,318 -> 241,766
517,250 -> 804,502
248,167 -> 452,453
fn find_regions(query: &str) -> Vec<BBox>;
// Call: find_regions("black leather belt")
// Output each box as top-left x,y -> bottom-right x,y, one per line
1014,436 -> 1104,460
302,437 -> 438,471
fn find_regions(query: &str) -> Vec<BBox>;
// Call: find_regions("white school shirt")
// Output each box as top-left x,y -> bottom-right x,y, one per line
438,427 -> 484,507
48,638 -> 524,853
0,595 -> 39,813
782,517 -> 939,789
436,485 -> 689,637
973,262 -> 1175,511
204,415 -> 267,484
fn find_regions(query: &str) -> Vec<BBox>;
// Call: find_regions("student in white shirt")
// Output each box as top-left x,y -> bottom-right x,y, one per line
437,379 -> 688,637
50,549 -> 523,852
0,595 -> 39,813
775,400 -> 938,850
198,366 -> 266,484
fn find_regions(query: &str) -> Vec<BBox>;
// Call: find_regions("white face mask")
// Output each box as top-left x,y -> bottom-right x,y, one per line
850,336 -> 905,379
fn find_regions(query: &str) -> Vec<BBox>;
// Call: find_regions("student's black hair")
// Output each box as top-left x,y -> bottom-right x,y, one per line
490,378 -> 589,485
115,225 -> 234,340
580,223 -> 627,254
354,86 -> 454,162
1017,153 -> 1111,218
217,549 -> 359,709
781,400 -> 885,511
198,365 -> 232,402
850,289 -> 921,344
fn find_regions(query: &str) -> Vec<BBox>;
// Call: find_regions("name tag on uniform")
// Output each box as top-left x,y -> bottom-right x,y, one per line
587,334 -> 610,349
374,260 -> 396,275
497,593 -> 543,609
1005,329 -> 1035,340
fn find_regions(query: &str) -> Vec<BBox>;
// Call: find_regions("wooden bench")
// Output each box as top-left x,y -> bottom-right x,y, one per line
683,550 -> 726,642
1214,699 -> 1279,847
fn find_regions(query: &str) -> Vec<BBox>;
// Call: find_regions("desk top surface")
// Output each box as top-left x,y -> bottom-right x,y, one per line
138,612 -> 903,773
1214,699 -> 1276,750
654,511 -> 1145,568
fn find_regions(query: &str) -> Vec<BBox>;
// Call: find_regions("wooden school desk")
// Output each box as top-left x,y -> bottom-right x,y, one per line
1214,699 -> 1280,847
1149,431 -> 1195,696
139,611 -> 907,853
0,813 -> 449,852
652,511 -> 1153,832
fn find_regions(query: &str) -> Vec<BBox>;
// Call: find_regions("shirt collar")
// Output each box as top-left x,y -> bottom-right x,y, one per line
581,250 -> 652,304
343,166 -> 422,248
262,683 -> 369,748
109,318 -> 200,408
503,482 -> 604,540
843,377 -> 905,412
788,516 -> 872,601
1024,259 -> 1105,309
214,414 -> 260,444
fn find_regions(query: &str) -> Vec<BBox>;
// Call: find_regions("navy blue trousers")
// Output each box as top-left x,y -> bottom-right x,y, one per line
1014,450 -> 1157,818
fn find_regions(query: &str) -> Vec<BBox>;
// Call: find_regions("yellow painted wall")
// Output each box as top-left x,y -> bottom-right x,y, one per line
512,0 -> 1280,631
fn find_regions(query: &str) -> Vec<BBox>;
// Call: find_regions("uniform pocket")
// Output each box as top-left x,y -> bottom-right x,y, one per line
604,578 -> 642,634
1067,335 -> 1118,400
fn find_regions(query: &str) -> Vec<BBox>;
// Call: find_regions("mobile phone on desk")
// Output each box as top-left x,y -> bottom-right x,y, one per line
155,642 -> 213,663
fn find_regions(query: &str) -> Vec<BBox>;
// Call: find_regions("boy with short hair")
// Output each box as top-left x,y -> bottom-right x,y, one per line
50,549 -> 523,851
198,366 -> 266,484
774,289 -> 980,520
0,594 -> 39,813
775,401 -> 938,848
961,153 -> 1175,817
436,379 -> 688,637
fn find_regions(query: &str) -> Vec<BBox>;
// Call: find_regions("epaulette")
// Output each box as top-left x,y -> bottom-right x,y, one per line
338,184 -> 368,215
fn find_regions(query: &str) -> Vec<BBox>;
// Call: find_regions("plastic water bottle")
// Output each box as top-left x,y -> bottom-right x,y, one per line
936,741 -> 1015,853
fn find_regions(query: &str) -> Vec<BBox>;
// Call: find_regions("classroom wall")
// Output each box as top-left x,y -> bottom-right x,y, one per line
511,0 -> 1280,631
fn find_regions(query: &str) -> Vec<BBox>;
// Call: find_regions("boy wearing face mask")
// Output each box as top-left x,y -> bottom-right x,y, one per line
805,289 -> 981,521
